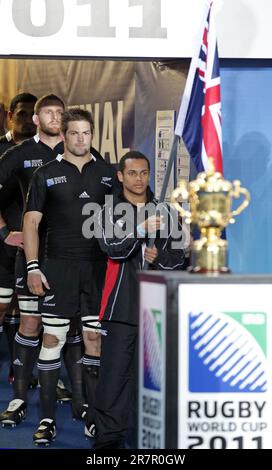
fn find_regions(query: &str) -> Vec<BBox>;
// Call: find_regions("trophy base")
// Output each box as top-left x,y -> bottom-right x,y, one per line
187,266 -> 231,275
189,236 -> 230,274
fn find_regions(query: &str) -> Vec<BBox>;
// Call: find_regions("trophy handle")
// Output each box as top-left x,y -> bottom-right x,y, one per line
229,180 -> 250,221
171,181 -> 192,223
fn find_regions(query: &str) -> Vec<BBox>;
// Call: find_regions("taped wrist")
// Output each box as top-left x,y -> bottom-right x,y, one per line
27,259 -> 39,273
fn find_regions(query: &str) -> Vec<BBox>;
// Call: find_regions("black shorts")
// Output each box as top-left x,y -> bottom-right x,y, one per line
14,249 -> 31,295
0,241 -> 17,289
39,257 -> 107,320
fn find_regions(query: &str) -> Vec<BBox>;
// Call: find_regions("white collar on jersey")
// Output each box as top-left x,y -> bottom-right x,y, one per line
56,153 -> 97,162
34,134 -> 40,143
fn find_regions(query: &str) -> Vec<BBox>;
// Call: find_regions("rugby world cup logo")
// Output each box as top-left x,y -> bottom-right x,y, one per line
189,311 -> 267,393
143,308 -> 162,391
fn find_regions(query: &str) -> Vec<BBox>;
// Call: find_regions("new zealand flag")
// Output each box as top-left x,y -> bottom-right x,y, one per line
175,1 -> 223,174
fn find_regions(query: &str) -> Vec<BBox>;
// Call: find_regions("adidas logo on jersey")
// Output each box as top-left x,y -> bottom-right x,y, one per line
79,191 -> 90,198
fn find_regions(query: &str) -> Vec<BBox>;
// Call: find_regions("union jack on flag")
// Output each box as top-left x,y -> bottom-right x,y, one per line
175,1 -> 223,174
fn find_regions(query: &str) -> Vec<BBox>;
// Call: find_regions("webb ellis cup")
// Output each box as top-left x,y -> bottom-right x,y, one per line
171,158 -> 250,273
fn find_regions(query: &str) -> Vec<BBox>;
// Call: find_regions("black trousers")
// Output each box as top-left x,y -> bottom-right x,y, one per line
94,321 -> 137,448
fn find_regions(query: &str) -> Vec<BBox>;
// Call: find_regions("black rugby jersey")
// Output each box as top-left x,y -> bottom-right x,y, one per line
26,155 -> 116,260
0,132 -> 23,229
0,135 -> 64,207
0,131 -> 15,155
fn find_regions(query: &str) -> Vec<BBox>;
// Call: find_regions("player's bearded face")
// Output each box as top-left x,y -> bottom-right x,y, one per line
65,121 -> 92,157
38,106 -> 63,136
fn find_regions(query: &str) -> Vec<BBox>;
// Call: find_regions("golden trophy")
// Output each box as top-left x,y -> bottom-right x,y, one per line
171,159 -> 250,273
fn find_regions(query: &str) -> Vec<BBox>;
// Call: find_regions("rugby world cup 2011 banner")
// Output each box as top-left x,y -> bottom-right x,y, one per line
178,283 -> 272,449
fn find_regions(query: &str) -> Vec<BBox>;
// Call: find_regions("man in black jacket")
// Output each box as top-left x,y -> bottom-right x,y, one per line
93,150 -> 187,449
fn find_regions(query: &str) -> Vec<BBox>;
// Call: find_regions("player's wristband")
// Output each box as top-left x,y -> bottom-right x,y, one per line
0,225 -> 10,241
27,260 -> 39,272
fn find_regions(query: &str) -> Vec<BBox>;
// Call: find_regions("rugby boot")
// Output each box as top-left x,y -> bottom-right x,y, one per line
0,399 -> 27,427
84,422 -> 96,439
72,402 -> 88,421
33,419 -> 56,446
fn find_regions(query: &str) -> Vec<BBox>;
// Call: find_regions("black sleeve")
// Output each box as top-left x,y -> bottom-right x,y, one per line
153,204 -> 187,270
153,240 -> 186,270
25,168 -> 47,213
0,146 -> 23,188
0,176 -> 22,211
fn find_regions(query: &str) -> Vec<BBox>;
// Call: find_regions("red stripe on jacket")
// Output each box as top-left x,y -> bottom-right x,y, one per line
99,258 -> 120,321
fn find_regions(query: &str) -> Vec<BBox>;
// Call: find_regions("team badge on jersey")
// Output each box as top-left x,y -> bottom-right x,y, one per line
101,176 -> 112,187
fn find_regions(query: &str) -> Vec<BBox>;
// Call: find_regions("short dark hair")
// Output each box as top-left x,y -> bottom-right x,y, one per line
34,94 -> 65,115
119,150 -> 150,173
61,107 -> 94,134
9,93 -> 37,113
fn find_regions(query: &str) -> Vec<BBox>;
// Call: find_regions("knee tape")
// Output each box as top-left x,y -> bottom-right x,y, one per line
81,316 -> 103,334
39,317 -> 70,361
18,295 -> 39,315
0,287 -> 13,304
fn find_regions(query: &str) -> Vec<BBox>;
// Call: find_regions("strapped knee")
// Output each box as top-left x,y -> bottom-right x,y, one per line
0,287 -> 13,305
18,295 -> 39,316
39,317 -> 70,361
